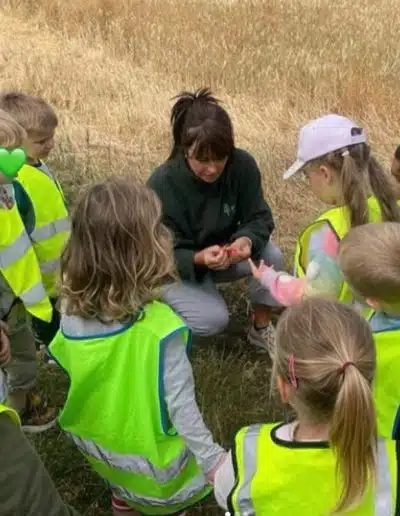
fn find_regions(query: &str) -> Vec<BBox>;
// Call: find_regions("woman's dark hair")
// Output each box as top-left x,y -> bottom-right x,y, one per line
394,145 -> 400,161
168,88 -> 234,160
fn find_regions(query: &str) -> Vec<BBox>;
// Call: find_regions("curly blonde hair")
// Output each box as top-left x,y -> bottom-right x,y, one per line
60,177 -> 176,321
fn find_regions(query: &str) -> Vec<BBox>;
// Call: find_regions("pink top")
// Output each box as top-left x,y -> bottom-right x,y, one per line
260,223 -> 343,306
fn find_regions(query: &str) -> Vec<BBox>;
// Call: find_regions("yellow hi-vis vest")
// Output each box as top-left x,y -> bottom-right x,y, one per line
294,197 -> 382,304
49,301 -> 211,514
17,163 -> 70,297
370,317 -> 400,439
228,423 -> 399,516
0,185 -> 52,322
0,402 -> 20,425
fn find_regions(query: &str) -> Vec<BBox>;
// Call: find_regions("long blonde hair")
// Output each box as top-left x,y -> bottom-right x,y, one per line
60,177 -> 176,322
274,299 -> 377,513
309,143 -> 399,226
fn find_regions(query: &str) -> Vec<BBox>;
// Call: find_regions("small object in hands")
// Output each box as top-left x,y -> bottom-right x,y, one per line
0,147 -> 26,178
226,247 -> 238,257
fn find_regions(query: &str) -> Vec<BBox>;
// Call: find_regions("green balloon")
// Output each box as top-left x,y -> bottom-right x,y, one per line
0,147 -> 26,178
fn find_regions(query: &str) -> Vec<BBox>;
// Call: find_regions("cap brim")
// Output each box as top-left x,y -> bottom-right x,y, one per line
282,159 -> 306,180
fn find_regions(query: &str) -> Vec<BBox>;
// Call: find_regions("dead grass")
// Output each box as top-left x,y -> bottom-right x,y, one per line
2,0 -> 400,513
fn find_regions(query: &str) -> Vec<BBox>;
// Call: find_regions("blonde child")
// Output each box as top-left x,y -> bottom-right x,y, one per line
249,115 -> 399,311
49,178 -> 225,516
338,222 -> 400,439
214,298 -> 398,514
0,109 -> 55,431
0,92 -> 70,355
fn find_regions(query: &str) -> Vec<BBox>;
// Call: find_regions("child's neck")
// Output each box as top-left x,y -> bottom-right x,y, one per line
27,157 -> 40,165
294,420 -> 330,442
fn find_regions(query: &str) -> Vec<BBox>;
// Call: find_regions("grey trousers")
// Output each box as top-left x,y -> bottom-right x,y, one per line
162,241 -> 284,337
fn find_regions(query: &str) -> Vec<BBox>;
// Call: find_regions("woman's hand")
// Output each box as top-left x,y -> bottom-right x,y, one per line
226,237 -> 252,264
0,321 -> 10,364
194,245 -> 231,270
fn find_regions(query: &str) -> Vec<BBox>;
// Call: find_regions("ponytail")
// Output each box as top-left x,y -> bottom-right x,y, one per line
340,152 -> 369,227
322,142 -> 399,227
168,88 -> 220,160
368,155 -> 400,222
330,365 -> 377,513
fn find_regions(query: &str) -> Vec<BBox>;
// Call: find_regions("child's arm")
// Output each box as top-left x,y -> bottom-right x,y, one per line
249,223 -> 342,306
163,333 -> 226,481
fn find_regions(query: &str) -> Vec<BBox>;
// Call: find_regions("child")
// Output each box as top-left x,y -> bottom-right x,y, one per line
338,222 -> 400,439
214,298 -> 398,514
0,92 -> 70,353
249,115 -> 399,310
49,178 -> 225,516
0,109 -> 56,432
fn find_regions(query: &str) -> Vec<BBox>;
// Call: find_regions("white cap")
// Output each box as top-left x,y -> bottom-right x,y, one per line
283,114 -> 367,179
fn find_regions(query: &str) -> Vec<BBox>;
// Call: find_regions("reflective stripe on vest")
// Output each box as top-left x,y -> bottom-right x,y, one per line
39,258 -> 59,274
0,190 -> 52,322
0,230 -> 31,269
20,281 -> 49,307
233,425 -> 260,515
30,217 -> 71,243
17,164 -> 70,297
231,424 -> 396,515
68,432 -> 191,483
376,440 -> 393,512
111,472 -> 207,508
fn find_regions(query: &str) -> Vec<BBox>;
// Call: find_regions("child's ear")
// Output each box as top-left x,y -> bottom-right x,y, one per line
277,375 -> 292,403
319,165 -> 334,185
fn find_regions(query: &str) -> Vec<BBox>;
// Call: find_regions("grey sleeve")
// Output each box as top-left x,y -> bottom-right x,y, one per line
163,333 -> 225,474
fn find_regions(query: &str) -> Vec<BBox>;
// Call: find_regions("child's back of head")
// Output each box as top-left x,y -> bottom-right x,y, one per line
61,177 -> 176,322
338,222 -> 400,308
275,298 -> 376,513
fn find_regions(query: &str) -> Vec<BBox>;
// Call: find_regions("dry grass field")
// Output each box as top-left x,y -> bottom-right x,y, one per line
1,0 -> 400,513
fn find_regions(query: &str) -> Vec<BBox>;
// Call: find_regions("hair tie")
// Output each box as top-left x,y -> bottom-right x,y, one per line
340,361 -> 355,374
341,149 -> 350,157
288,353 -> 298,388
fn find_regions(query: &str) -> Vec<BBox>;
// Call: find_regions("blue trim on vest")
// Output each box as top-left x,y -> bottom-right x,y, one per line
392,406 -> 400,440
60,311 -> 142,340
158,326 -> 189,436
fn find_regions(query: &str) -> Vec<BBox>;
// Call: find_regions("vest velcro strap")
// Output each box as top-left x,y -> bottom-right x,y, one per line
111,470 -> 207,507
40,258 -> 59,274
0,230 -> 31,269
69,433 -> 192,483
234,424 -> 262,515
19,282 -> 48,306
31,217 -> 71,242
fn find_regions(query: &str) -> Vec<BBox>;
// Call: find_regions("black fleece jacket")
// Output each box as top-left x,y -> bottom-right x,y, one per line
147,148 -> 275,282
